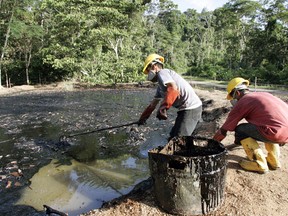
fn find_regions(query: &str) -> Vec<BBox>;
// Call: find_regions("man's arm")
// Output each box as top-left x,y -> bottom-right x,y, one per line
157,82 -> 179,120
138,98 -> 160,125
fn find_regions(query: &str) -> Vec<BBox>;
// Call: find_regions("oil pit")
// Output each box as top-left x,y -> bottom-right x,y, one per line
0,88 -> 228,215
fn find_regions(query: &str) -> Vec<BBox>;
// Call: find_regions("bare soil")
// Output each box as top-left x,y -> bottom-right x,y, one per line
1,83 -> 288,216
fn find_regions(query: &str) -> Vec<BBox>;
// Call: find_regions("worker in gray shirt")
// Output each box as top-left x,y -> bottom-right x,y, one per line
138,53 -> 202,140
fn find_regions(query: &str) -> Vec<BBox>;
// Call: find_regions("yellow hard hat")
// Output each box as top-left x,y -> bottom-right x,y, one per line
143,54 -> 164,74
226,77 -> 249,100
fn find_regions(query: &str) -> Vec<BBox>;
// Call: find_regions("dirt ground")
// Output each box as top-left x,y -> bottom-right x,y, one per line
1,83 -> 288,216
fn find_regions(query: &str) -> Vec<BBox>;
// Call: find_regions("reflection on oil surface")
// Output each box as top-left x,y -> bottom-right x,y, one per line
16,157 -> 147,215
0,89 -> 172,215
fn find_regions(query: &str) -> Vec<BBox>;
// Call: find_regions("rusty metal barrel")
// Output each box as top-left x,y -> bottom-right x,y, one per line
148,136 -> 227,215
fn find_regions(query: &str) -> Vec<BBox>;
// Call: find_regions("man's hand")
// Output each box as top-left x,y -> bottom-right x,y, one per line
156,107 -> 167,120
138,99 -> 159,126
138,118 -> 147,126
138,106 -> 153,125
213,129 -> 226,142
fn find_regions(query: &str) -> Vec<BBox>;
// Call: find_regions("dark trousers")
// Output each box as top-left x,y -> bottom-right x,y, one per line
235,123 -> 272,144
169,105 -> 202,140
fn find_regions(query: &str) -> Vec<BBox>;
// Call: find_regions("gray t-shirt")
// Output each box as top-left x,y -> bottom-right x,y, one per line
154,69 -> 202,110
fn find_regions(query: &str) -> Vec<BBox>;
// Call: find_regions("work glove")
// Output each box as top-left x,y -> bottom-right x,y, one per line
213,129 -> 226,142
156,107 -> 167,120
138,118 -> 147,126
156,85 -> 179,121
161,85 -> 179,109
138,104 -> 155,126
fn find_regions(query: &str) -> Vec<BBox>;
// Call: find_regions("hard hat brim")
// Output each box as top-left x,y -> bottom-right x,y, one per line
143,54 -> 164,74
226,94 -> 233,100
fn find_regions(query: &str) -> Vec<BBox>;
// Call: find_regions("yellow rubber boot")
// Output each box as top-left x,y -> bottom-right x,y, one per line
265,143 -> 281,170
240,137 -> 258,160
239,138 -> 269,173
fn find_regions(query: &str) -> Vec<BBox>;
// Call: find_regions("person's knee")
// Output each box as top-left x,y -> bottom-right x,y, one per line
235,124 -> 251,144
234,132 -> 249,145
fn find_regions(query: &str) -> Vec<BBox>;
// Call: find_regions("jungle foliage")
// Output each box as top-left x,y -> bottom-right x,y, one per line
0,0 -> 287,86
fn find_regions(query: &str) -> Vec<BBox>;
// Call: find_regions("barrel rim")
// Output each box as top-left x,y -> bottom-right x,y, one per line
148,136 -> 227,159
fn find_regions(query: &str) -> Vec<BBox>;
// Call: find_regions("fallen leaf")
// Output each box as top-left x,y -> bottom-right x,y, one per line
10,172 -> 20,177
0,175 -> 7,180
6,181 -> 12,189
14,182 -> 22,187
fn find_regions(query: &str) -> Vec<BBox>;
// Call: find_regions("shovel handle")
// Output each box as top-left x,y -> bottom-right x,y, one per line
59,121 -> 139,141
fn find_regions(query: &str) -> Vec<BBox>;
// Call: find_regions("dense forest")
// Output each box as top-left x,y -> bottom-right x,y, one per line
0,0 -> 287,87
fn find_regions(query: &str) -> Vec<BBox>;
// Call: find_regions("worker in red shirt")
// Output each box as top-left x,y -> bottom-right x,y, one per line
213,77 -> 288,173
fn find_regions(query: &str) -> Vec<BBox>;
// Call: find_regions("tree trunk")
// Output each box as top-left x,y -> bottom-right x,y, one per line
25,44 -> 32,85
0,0 -> 15,87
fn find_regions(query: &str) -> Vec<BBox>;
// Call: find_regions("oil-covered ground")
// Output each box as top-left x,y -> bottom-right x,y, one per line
0,83 -> 176,215
0,83 -> 288,216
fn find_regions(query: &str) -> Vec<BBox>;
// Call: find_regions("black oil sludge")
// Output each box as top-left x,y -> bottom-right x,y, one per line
148,136 -> 227,215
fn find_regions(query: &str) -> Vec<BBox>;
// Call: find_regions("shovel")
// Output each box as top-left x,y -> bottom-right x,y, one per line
59,121 -> 139,142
